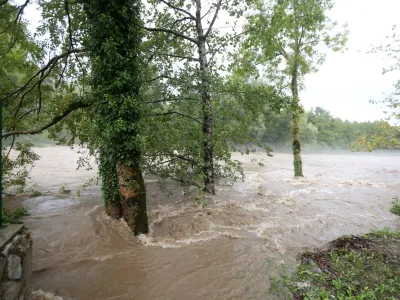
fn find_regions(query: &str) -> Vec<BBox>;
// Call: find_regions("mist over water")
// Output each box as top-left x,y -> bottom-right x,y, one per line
4,147 -> 399,300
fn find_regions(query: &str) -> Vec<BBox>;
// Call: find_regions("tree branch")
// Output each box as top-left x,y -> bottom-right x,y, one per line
4,48 -> 87,118
167,153 -> 199,165
0,0 -> 30,35
171,177 -> 201,188
4,48 -> 87,101
57,0 -> 75,86
160,0 -> 196,20
147,110 -> 201,123
209,29 -> 252,63
146,96 -> 197,104
143,27 -> 198,44
2,101 -> 91,139
204,0 -> 222,38
150,51 -> 199,61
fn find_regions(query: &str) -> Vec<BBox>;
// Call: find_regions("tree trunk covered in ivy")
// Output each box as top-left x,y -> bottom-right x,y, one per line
195,0 -> 215,195
84,0 -> 148,234
291,63 -> 304,177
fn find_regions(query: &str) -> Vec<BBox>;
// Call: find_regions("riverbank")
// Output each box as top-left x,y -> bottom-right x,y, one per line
273,229 -> 400,299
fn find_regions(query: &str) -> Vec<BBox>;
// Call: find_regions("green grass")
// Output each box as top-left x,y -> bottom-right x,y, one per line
2,208 -> 30,224
271,233 -> 400,300
391,197 -> 400,216
268,198 -> 400,299
59,185 -> 72,194
30,190 -> 43,197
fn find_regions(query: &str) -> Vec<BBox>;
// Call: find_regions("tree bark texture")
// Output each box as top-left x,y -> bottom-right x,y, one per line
117,163 -> 148,235
195,0 -> 215,195
291,64 -> 304,177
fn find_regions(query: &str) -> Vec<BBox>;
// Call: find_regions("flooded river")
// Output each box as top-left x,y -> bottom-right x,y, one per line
4,147 -> 400,299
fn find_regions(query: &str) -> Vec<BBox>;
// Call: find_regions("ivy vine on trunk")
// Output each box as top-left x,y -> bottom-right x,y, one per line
84,0 -> 148,234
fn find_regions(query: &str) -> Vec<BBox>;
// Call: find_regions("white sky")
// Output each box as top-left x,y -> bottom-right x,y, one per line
21,0 -> 400,122
301,0 -> 400,122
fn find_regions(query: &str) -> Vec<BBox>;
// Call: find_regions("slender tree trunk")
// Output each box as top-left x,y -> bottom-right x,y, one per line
85,0 -> 149,234
195,0 -> 215,195
291,66 -> 304,177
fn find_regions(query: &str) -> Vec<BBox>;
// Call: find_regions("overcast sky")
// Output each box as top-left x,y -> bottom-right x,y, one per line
21,0 -> 400,122
301,0 -> 400,122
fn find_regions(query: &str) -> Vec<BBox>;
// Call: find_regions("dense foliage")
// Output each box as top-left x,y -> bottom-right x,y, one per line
140,0 -> 286,194
2,207 -> 29,224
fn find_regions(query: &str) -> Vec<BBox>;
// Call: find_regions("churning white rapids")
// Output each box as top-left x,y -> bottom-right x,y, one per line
4,146 -> 400,300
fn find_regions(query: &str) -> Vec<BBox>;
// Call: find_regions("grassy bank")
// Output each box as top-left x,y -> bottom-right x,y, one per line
271,199 -> 400,299
282,230 -> 400,299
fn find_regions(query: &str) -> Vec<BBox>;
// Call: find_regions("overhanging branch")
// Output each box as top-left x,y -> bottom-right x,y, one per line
2,101 -> 91,139
4,48 -> 87,101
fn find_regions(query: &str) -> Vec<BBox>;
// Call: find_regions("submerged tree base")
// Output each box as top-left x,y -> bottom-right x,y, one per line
272,229 -> 400,299
105,202 -> 123,219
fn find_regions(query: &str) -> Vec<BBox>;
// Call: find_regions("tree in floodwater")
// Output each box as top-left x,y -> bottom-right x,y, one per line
142,0 -> 282,194
1,0 -> 148,234
241,0 -> 347,176
83,0 -> 148,234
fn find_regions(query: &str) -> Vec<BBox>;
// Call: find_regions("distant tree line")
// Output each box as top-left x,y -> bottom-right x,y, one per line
249,106 -> 394,150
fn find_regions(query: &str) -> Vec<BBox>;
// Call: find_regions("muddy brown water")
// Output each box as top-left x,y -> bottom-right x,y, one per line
4,147 -> 400,299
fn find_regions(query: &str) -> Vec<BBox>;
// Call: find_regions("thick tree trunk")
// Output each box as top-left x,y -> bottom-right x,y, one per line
100,154 -> 123,219
291,66 -> 304,177
85,0 -> 149,234
117,163 -> 148,235
195,0 -> 215,195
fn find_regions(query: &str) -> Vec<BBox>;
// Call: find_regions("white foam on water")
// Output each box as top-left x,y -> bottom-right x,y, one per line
149,203 -> 198,226
85,205 -> 103,216
32,290 -> 63,300
248,220 -> 281,239
262,237 -> 287,255
137,225 -> 244,248
288,188 -> 313,196
285,177 -> 320,186
90,254 -> 114,262
340,180 -> 386,188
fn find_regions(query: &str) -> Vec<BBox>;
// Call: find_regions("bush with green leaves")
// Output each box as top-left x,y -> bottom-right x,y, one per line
2,142 -> 40,192
391,197 -> 400,216
2,208 -> 29,224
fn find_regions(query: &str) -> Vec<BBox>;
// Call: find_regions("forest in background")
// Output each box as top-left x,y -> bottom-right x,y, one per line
7,106 -> 395,151
251,106 -> 395,150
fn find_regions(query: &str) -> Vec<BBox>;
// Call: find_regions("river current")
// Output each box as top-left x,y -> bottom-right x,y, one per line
4,147 -> 400,299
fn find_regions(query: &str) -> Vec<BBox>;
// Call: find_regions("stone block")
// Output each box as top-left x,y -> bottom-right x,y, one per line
7,255 -> 22,280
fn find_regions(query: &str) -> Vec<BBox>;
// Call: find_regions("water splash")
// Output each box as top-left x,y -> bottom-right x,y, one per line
32,290 -> 63,300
